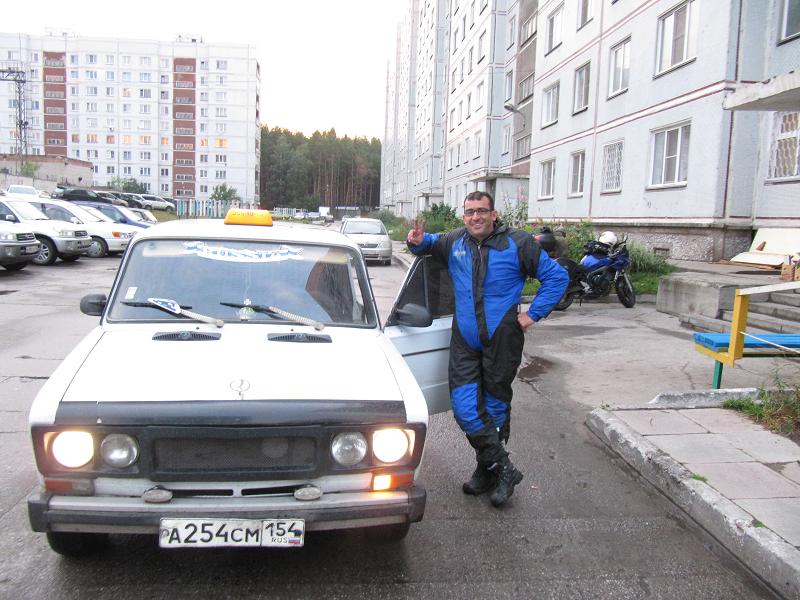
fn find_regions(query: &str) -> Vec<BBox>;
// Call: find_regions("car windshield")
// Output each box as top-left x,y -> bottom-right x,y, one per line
118,206 -> 146,221
108,239 -> 377,327
342,221 -> 387,235
6,200 -> 48,220
8,186 -> 37,195
83,206 -> 114,222
62,203 -> 104,223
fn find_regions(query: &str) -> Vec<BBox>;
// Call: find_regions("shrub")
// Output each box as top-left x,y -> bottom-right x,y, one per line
626,241 -> 673,275
418,203 -> 461,233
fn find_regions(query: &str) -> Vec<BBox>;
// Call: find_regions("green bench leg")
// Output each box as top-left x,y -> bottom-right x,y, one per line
712,361 -> 723,389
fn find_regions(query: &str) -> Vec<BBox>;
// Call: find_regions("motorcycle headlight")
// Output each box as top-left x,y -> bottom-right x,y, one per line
372,428 -> 411,463
51,431 -> 94,468
100,434 -> 139,468
331,432 -> 367,466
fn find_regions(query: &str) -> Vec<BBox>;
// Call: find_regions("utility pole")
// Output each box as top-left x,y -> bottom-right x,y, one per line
0,66 -> 29,158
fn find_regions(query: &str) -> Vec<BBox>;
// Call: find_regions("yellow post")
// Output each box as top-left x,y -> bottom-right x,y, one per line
728,290 -> 750,361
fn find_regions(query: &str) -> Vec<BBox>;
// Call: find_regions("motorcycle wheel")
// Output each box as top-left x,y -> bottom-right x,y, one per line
616,274 -> 636,308
554,292 -> 575,311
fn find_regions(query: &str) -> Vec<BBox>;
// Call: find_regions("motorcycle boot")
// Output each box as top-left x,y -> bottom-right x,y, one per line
462,463 -> 497,495
489,455 -> 523,507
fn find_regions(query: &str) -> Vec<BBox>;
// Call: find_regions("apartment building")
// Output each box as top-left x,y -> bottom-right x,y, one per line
0,31 -> 260,209
528,0 -> 800,260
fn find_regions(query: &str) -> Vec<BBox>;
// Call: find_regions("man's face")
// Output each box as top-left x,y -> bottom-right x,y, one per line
463,197 -> 496,241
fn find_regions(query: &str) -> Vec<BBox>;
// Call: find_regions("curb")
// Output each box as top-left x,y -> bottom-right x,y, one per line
586,408 -> 800,598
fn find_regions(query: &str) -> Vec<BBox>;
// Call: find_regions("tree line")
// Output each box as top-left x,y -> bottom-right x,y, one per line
259,127 -> 382,211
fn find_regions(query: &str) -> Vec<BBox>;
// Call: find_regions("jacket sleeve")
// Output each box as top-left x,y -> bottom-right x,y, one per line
407,228 -> 463,267
527,249 -> 569,321
407,232 -> 441,256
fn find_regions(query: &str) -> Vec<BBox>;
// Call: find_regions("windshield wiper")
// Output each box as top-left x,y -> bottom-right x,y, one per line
221,301 -> 324,331
122,298 -> 224,328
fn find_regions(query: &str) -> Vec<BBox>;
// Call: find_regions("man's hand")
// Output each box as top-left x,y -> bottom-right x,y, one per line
517,312 -> 535,331
407,219 -> 426,246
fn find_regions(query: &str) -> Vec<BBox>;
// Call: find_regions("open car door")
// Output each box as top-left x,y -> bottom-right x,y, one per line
384,255 -> 453,415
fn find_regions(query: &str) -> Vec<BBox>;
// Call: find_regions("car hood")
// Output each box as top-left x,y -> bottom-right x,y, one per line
61,327 -> 402,403
344,233 -> 387,245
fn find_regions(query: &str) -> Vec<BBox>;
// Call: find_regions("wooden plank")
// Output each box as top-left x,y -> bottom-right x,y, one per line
739,281 -> 800,295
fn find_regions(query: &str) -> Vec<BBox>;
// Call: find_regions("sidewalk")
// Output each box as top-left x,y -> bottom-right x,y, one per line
587,391 -> 800,599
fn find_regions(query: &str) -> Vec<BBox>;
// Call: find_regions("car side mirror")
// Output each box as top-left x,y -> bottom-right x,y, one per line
4,214 -> 17,223
393,303 -> 433,328
80,293 -> 107,316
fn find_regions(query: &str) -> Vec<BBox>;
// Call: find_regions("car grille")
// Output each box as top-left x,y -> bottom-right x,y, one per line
358,243 -> 378,248
16,232 -> 35,242
74,230 -> 88,238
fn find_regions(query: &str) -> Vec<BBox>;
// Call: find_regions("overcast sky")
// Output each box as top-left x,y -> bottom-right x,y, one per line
5,0 -> 406,140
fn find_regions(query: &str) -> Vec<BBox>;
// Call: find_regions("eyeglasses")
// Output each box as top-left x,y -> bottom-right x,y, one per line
464,208 -> 491,217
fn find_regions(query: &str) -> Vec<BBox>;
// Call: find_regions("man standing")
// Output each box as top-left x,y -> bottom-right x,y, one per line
407,192 -> 568,507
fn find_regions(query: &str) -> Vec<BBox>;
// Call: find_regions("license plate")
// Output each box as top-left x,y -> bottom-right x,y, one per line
159,518 -> 305,548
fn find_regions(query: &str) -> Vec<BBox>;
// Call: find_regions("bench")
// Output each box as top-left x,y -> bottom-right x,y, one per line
693,281 -> 800,389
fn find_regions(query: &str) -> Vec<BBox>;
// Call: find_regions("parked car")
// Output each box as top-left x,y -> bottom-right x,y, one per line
58,188 -> 111,204
74,201 -> 153,228
115,193 -> 143,209
127,207 -> 158,224
27,199 -> 139,258
27,208 -> 454,556
93,191 -> 128,207
0,219 -> 40,271
140,194 -> 174,212
6,184 -> 41,198
0,198 -> 92,265
340,218 -> 393,265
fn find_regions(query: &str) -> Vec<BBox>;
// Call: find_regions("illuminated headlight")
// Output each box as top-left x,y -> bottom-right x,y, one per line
100,434 -> 139,468
372,428 -> 411,463
331,432 -> 367,466
51,431 -> 94,468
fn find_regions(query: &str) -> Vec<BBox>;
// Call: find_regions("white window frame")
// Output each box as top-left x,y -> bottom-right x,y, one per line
539,159 -> 555,199
505,71 -> 514,101
781,0 -> 800,41
656,0 -> 698,75
608,38 -> 630,98
541,82 -> 559,127
577,0 -> 592,29
649,122 -> 691,187
502,125 -> 511,155
546,4 -> 563,53
601,140 -> 624,193
573,62 -> 590,113
768,112 -> 800,180
569,151 -> 585,196
507,16 -> 516,49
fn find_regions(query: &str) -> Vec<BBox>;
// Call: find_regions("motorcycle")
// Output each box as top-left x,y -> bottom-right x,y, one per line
551,231 -> 636,310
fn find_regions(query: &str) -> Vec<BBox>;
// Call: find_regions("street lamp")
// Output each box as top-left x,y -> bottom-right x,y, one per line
503,103 -> 526,130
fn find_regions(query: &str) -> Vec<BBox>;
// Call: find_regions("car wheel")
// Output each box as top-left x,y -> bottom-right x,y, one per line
60,254 -> 80,262
46,531 -> 108,557
165,205 -> 174,213
2,262 -> 27,271
86,236 -> 109,258
364,522 -> 410,543
33,237 -> 57,266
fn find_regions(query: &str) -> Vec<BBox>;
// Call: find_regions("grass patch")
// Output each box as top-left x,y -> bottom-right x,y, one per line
690,474 -> 707,482
753,520 -> 765,528
723,387 -> 800,438
153,209 -> 179,222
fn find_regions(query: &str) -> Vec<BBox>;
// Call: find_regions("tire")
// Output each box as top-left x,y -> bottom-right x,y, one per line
3,262 -> 27,271
616,274 -> 636,308
554,292 -> 575,311
165,205 -> 174,213
60,255 -> 81,263
46,531 -> 108,557
365,522 -> 410,543
87,236 -> 109,258
33,236 -> 57,266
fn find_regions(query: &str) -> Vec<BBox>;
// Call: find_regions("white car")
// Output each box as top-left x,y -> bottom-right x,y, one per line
27,209 -> 454,556
340,218 -> 393,265
0,198 -> 92,265
26,199 -> 139,258
0,219 -> 40,271
6,184 -> 41,198
139,194 -> 174,211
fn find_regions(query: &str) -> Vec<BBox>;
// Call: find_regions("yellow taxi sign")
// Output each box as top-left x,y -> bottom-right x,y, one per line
224,208 -> 273,226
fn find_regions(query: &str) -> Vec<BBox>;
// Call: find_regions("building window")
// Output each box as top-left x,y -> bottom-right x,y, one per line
577,0 -> 592,29
542,82 -> 559,127
505,71 -> 514,101
474,131 -> 482,158
450,108 -> 456,131
768,112 -> 800,179
539,159 -> 555,199
650,122 -> 691,186
609,38 -> 630,97
521,15 -> 535,44
216,60 -> 228,70
215,170 -> 226,179
514,135 -> 531,159
546,4 -> 563,53
656,0 -> 697,74
602,141 -> 624,192
507,16 -> 516,49
476,81 -> 484,108
478,31 -> 486,61
570,151 -> 585,195
781,0 -> 800,40
502,125 -> 511,154
573,63 -> 590,113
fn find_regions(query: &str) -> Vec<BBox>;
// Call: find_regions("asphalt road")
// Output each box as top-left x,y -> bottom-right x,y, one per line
0,255 -> 779,599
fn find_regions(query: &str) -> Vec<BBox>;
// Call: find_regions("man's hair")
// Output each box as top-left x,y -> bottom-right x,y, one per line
463,191 -> 494,211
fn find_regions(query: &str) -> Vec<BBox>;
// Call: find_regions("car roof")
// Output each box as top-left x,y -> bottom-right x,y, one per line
345,218 -> 381,223
131,218 -> 360,250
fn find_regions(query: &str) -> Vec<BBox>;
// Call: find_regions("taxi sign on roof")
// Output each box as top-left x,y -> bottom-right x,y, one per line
224,208 -> 273,226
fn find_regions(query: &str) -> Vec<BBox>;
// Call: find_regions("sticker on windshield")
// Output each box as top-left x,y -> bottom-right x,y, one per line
124,286 -> 138,300
182,241 -> 304,263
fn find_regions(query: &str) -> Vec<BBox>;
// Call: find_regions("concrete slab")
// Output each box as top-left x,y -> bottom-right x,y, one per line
685,462 -> 800,499
613,409 -> 707,435
647,434 -> 755,463
775,462 -> 800,486
722,431 -> 800,463
679,408 -> 764,433
735,498 -> 800,546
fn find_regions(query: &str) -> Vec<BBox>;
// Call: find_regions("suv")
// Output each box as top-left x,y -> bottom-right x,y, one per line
59,188 -> 110,204
94,191 -> 128,207
0,198 -> 92,265
27,209 -> 455,556
140,194 -> 174,212
0,219 -> 40,270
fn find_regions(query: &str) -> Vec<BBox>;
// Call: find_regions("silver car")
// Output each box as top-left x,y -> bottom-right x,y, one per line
340,218 -> 393,266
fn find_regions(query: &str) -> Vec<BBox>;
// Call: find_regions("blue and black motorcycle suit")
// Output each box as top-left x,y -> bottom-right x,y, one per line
408,222 -> 568,468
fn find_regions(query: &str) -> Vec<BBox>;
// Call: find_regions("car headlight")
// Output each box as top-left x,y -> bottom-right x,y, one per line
100,434 -> 139,468
380,238 -> 391,248
0,232 -> 15,241
372,428 -> 411,463
331,432 -> 367,466
51,431 -> 94,468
